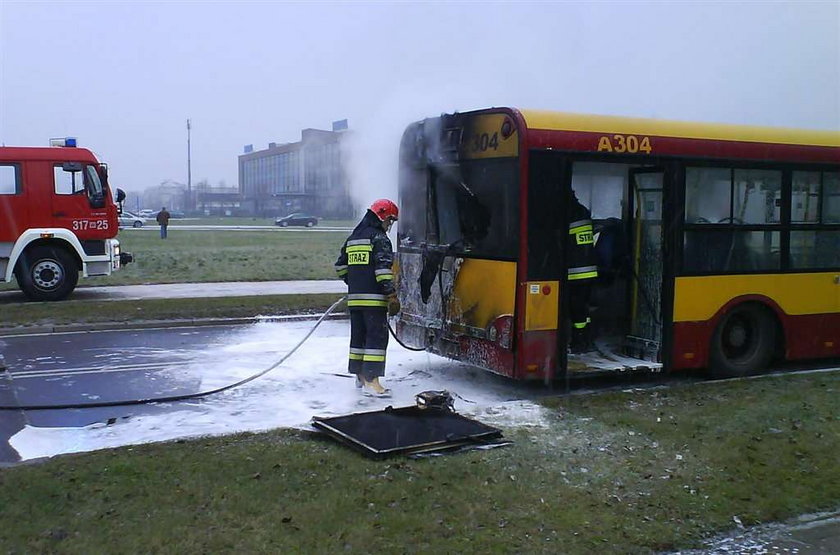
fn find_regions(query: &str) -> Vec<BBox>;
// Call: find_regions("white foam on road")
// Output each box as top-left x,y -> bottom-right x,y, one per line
10,320 -> 550,461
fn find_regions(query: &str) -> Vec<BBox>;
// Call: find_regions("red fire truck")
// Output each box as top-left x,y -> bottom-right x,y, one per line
0,138 -> 132,301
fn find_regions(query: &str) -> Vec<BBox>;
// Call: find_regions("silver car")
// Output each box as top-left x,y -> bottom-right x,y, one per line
119,211 -> 145,228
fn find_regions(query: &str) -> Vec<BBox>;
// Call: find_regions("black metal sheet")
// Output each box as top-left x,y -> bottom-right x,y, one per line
312,406 -> 503,458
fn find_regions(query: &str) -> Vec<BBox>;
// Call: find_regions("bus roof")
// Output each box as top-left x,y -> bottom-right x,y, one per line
519,109 -> 840,148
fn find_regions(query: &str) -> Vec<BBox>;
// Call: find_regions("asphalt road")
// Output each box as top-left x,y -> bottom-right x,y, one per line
0,324 -> 246,464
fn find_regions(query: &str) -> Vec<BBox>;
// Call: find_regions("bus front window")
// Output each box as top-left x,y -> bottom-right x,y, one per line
431,158 -> 518,258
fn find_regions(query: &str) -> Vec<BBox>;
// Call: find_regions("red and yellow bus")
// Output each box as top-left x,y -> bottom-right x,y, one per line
394,108 -> 839,380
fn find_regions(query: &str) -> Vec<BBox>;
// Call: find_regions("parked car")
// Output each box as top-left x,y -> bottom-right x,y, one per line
119,211 -> 145,228
168,210 -> 186,219
138,209 -> 156,218
275,213 -> 319,227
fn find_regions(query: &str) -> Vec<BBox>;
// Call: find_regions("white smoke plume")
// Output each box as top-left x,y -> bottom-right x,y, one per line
340,85 -> 495,226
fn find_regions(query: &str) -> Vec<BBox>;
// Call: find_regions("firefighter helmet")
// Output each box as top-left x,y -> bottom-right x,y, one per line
370,199 -> 399,222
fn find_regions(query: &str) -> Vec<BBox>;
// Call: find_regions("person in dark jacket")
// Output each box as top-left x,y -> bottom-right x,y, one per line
566,188 -> 598,353
156,207 -> 171,239
334,199 -> 400,396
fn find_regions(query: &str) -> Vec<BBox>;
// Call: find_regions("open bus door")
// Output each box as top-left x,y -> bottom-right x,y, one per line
562,162 -> 667,376
627,168 -> 665,360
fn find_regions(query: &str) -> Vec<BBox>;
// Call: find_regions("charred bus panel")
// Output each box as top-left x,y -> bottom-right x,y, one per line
396,110 -> 523,377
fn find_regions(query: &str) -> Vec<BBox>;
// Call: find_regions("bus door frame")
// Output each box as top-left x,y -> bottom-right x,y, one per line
627,163 -> 680,370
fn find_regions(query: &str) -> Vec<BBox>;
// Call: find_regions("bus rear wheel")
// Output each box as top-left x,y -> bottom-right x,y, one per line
709,304 -> 775,378
16,246 -> 79,302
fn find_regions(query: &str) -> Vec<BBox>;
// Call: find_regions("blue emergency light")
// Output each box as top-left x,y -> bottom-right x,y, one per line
49,137 -> 78,147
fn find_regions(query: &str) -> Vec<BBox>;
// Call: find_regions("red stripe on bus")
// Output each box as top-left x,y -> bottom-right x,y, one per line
520,330 -> 558,380
526,129 -> 840,164
457,335 -> 516,378
673,312 -> 840,370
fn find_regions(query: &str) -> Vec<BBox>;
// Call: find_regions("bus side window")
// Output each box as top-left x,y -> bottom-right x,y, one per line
685,168 -> 731,224
823,171 -> 840,223
790,171 -> 840,269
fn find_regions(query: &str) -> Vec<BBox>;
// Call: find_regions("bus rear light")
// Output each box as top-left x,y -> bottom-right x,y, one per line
487,314 -> 514,350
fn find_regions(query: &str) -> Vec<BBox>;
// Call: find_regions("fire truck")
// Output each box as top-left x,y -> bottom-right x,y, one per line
0,138 -> 132,301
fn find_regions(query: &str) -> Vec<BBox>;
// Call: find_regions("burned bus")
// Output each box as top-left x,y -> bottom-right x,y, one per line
394,108 -> 840,381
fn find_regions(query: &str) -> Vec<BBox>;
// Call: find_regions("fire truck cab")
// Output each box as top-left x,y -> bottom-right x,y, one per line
0,139 -> 132,301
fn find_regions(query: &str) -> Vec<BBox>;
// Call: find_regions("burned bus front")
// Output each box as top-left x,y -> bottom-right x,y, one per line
395,111 -> 523,378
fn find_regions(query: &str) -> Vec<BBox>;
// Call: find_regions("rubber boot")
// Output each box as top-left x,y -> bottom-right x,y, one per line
362,376 -> 391,397
569,328 -> 588,354
354,374 -> 364,389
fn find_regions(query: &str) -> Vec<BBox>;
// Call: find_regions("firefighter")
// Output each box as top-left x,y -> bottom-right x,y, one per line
566,187 -> 598,353
334,199 -> 400,396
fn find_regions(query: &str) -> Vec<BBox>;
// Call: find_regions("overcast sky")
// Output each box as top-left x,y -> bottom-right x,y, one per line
1,1 -> 838,200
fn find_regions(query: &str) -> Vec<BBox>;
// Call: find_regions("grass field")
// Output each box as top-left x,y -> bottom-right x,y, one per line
0,294 -> 344,328
0,228 -> 348,327
143,217 -> 355,227
0,226 -> 350,293
92,229 -> 345,285
1,372 -> 838,552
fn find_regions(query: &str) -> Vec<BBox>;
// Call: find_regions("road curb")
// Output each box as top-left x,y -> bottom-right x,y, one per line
0,312 -> 349,337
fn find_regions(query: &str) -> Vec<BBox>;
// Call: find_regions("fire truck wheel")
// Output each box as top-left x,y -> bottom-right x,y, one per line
708,303 -> 776,379
16,246 -> 79,302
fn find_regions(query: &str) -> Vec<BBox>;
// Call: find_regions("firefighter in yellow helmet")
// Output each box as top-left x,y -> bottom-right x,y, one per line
334,199 -> 400,396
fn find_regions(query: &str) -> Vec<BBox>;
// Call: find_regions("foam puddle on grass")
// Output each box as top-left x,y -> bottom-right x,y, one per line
10,320 -> 551,461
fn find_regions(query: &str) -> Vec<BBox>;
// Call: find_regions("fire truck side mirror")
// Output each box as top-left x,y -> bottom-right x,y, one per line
115,188 -> 126,214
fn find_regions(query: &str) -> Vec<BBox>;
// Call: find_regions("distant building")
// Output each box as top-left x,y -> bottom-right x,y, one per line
194,180 -> 241,216
238,122 -> 356,219
141,180 -> 187,212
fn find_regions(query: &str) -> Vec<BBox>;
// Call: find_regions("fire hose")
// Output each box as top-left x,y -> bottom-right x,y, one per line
0,296 -> 429,411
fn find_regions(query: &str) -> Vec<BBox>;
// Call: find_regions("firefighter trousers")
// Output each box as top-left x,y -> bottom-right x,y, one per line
569,279 -> 594,349
348,308 -> 389,380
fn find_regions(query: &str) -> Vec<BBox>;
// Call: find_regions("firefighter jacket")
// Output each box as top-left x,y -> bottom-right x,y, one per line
334,210 -> 395,309
567,196 -> 598,282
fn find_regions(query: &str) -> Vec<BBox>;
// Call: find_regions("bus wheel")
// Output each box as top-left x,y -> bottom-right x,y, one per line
709,304 -> 775,378
16,246 -> 79,302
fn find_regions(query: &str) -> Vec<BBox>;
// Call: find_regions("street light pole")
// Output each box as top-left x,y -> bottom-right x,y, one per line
187,118 -> 192,212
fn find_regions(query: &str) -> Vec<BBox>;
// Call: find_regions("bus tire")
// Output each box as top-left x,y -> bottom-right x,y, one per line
16,245 -> 79,302
708,304 -> 775,378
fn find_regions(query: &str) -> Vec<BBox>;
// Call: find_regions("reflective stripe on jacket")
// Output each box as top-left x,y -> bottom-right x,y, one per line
567,202 -> 598,281
335,210 -> 395,308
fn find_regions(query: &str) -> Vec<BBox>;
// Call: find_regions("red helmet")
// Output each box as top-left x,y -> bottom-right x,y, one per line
370,199 -> 399,222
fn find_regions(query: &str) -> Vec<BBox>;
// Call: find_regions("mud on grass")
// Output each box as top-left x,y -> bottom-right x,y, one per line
1,371 -> 838,553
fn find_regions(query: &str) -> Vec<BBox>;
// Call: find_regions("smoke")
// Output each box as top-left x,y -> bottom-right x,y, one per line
340,84 -> 495,226
341,115 -> 403,217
